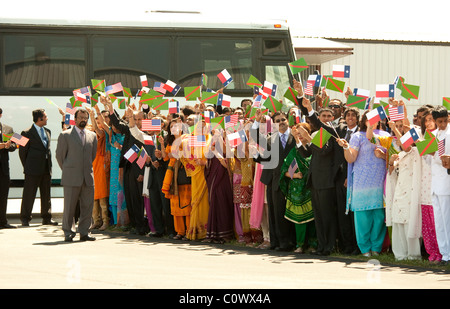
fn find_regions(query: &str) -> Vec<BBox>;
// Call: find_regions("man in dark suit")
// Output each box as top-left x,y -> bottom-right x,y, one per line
0,108 -> 17,229
19,109 -> 58,226
145,130 -> 175,238
56,109 -> 98,242
104,97 -> 147,235
250,109 -> 297,251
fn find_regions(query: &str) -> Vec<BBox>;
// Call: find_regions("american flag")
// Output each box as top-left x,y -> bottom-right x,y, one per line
141,119 -> 161,131
66,102 -> 76,115
304,80 -> 314,96
188,135 -> 206,147
136,147 -> 148,169
225,114 -> 239,128
153,82 -> 167,94
388,105 -> 405,121
11,133 -> 29,147
105,82 -> 124,95
288,158 -> 298,179
438,138 -> 446,156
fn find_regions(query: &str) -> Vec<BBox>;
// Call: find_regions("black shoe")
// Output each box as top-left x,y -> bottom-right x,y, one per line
64,234 -> 75,242
275,246 -> 294,252
21,221 -> 30,227
148,232 -> 163,237
42,219 -> 58,226
80,235 -> 96,241
0,223 -> 17,229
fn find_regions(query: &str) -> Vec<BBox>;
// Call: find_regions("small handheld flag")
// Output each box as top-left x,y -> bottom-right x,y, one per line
388,105 -> 405,121
375,84 -> 395,98
246,75 -> 262,88
288,58 -> 308,75
311,127 -> 332,149
136,147 -> 148,169
416,137 -> 438,156
163,80 -> 181,96
325,77 -> 345,93
105,82 -> 123,95
288,158 -> 298,179
217,69 -> 233,87
124,144 -> 140,163
367,106 -> 387,126
217,93 -> 231,107
141,119 -> 162,131
400,128 -> 420,149
332,65 -> 350,78
10,133 -> 29,147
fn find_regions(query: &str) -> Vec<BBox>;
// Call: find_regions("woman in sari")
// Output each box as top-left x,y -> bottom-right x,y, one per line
179,118 -> 210,241
161,119 -> 192,240
280,122 -> 316,253
203,129 -> 234,243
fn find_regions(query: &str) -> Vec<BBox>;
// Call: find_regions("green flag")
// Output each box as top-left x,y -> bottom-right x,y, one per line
202,74 -> 208,88
184,86 -> 202,101
395,76 -> 406,91
443,97 -> 450,110
210,116 -> 225,130
325,77 -> 345,93
200,91 -> 219,104
91,79 -> 106,92
400,83 -> 420,100
288,58 -> 308,75
320,75 -> 332,87
122,87 -> 133,99
346,95 -> 368,109
117,98 -> 127,109
416,137 -> 438,156
139,92 -> 161,105
311,127 -> 332,149
2,133 -> 12,142
424,129 -> 435,140
91,93 -> 99,107
246,75 -> 262,88
283,87 -> 300,106
263,96 -> 283,113
152,98 -> 170,110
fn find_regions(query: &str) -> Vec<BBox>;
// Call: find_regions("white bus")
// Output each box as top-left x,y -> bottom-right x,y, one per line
0,11 -> 299,196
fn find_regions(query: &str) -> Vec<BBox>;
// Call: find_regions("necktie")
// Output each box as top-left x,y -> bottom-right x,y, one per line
80,130 -> 85,146
40,127 -> 47,148
345,130 -> 352,142
280,133 -> 286,149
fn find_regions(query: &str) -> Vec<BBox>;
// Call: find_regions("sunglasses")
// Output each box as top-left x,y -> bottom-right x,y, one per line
329,105 -> 341,109
275,118 -> 287,123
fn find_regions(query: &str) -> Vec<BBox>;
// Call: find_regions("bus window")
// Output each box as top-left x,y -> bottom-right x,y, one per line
92,36 -> 171,89
177,38 -> 252,90
265,64 -> 290,101
4,35 -> 85,89
263,39 -> 287,56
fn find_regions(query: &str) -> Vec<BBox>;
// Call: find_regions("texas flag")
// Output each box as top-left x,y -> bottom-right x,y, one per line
332,65 -> 350,78
124,144 -> 140,163
163,80 -> 181,96
367,106 -> 387,126
140,75 -> 148,87
217,69 -> 233,87
227,129 -> 248,148
263,81 -> 277,97
376,84 -> 395,98
203,110 -> 215,123
65,114 -> 75,126
353,88 -> 370,98
168,100 -> 180,114
400,128 -> 420,149
217,93 -> 231,107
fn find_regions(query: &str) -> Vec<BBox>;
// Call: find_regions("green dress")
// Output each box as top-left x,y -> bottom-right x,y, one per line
279,148 -> 314,224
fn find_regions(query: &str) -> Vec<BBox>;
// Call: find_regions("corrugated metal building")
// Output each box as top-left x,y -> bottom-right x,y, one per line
293,35 -> 450,118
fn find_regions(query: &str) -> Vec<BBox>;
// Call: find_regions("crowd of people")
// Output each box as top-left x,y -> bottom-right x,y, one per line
0,78 -> 449,265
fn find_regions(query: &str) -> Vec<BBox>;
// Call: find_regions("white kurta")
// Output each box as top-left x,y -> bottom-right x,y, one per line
385,147 -> 422,260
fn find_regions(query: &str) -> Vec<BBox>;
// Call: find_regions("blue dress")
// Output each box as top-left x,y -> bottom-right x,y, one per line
347,131 -> 387,212
107,132 -> 126,224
